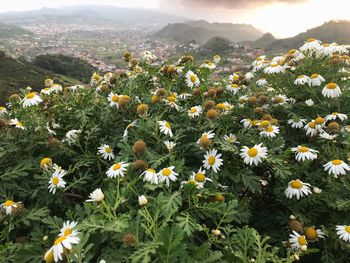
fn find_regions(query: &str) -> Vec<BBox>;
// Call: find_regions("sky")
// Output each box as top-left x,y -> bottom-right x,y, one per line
1,0 -> 350,37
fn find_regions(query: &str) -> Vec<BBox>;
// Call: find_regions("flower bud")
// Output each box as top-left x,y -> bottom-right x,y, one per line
138,195 -> 148,206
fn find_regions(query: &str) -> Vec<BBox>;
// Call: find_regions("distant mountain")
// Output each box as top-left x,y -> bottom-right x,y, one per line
267,20 -> 350,51
0,5 -> 187,31
155,20 -> 263,44
0,23 -> 32,38
250,33 -> 276,49
32,54 -> 95,83
0,51 -> 82,103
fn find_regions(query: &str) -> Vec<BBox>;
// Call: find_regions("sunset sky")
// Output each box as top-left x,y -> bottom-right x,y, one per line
1,0 -> 350,37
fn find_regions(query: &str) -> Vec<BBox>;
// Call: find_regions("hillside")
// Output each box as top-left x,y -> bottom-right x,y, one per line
250,33 -> 276,49
0,23 -> 32,38
267,20 -> 350,51
155,20 -> 263,44
0,51 -> 81,103
32,54 -> 95,83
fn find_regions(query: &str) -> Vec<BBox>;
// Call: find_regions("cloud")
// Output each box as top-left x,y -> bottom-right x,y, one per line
173,0 -> 308,9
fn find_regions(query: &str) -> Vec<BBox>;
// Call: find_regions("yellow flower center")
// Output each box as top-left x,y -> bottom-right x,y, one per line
297,75 -> 305,79
288,49 -> 296,55
105,147 -> 112,153
208,156 -> 216,165
233,75 -> 239,80
345,226 -> 350,233
216,103 -> 225,110
332,112 -> 338,115
247,148 -> 258,157
165,122 -> 171,129
298,236 -> 307,246
147,169 -> 156,174
52,177 -> 59,185
315,117 -> 324,125
113,163 -> 122,170
4,200 -> 14,207
112,95 -> 119,102
162,168 -> 171,176
167,96 -> 176,102
45,250 -> 54,262
310,74 -> 319,79
54,236 -> 66,246
305,227 -> 318,240
307,38 -> 315,42
40,158 -> 52,167
326,83 -> 337,89
323,43 -> 330,47
265,126 -> 274,133
63,228 -> 72,236
298,146 -> 309,153
190,75 -> 197,83
195,173 -> 206,182
188,179 -> 196,185
231,84 -> 239,88
270,62 -> 278,67
190,107 -> 197,113
252,120 -> 260,126
260,120 -> 270,127
25,93 -> 36,99
332,159 -> 342,165
290,180 -> 303,189
308,122 -> 316,129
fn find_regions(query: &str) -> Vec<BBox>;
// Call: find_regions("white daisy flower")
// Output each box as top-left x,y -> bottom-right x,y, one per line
158,121 -> 173,137
245,72 -> 254,81
164,141 -> 176,151
191,168 -> 212,188
291,146 -> 318,161
319,132 -> 337,140
256,78 -> 268,86
226,83 -> 241,95
240,143 -> 268,166
123,120 -> 137,137
158,166 -> 178,186
141,168 -> 158,184
45,233 -> 80,262
201,61 -> 216,70
294,75 -> 310,85
106,162 -> 129,178
305,99 -> 314,107
325,112 -> 347,122
322,83 -> 342,98
86,188 -> 104,202
309,74 -> 325,87
59,221 -> 78,237
288,119 -> 306,129
304,122 -> 318,137
48,169 -> 66,194
260,125 -> 280,138
241,118 -> 253,129
22,92 -> 42,107
9,118 -> 25,130
63,129 -> 81,145
185,70 -> 200,88
197,130 -> 215,144
264,62 -> 285,74
336,225 -> 350,242
285,179 -> 311,200
107,92 -> 120,108
323,159 -> 350,176
1,200 -> 17,215
300,38 -> 322,53
273,94 -> 289,105
213,55 -> 221,63
188,106 -> 202,118
287,49 -> 305,61
289,231 -> 308,252
229,73 -> 240,82
97,144 -> 115,161
202,148 -> 223,173
223,133 -> 238,143
305,227 -> 326,240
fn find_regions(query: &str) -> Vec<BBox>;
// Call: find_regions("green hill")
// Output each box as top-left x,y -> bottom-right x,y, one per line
267,20 -> 350,51
32,54 -> 95,83
0,23 -> 32,38
250,33 -> 276,49
0,51 -> 82,104
155,20 -> 263,44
